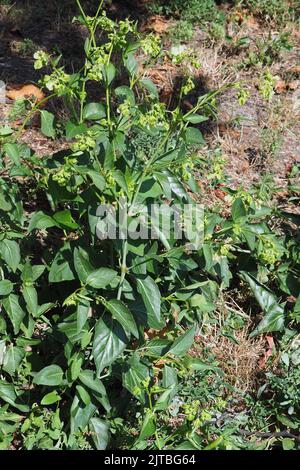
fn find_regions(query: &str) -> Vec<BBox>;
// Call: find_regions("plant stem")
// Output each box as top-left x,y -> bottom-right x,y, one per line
148,391 -> 162,450
117,239 -> 128,300
116,131 -> 170,301
16,93 -> 56,139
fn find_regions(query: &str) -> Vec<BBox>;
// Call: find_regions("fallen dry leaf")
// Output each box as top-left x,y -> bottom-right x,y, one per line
144,325 -> 170,340
246,14 -> 260,29
288,79 -> 300,91
258,334 -> 275,369
275,79 -> 287,94
289,65 -> 300,75
141,15 -> 172,34
6,84 -> 45,103
214,189 -> 227,200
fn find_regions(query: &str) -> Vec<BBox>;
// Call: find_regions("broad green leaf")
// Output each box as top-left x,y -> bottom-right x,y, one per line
136,177 -> 163,203
73,247 -> 94,283
232,198 -> 247,221
40,110 -> 56,138
53,209 -> 79,230
155,386 -> 175,411
0,192 -> 12,212
0,280 -> 13,296
136,276 -> 164,329
59,318 -> 88,344
183,356 -> 222,373
123,52 -> 137,75
115,85 -> 135,105
49,244 -> 75,283
175,441 -> 199,450
75,385 -> 90,405
0,126 -> 13,136
86,268 -> 117,289
167,326 -> 196,357
105,299 -> 139,338
21,263 -> 45,283
76,300 -> 90,333
0,380 -> 29,412
185,127 -> 205,146
37,302 -> 54,317
28,211 -> 57,232
89,418 -> 109,450
190,294 -> 214,312
83,103 -> 106,121
152,147 -> 183,170
79,370 -> 106,394
70,355 -> 83,381
33,365 -> 64,386
79,370 -> 110,412
162,364 -> 178,391
184,114 -> 208,124
2,294 -> 25,334
142,338 -> 171,358
203,244 -> 214,270
103,63 -> 116,85
3,143 -> 21,165
65,121 -> 87,139
3,345 -> 25,376
122,354 -> 149,403
282,438 -> 295,450
85,170 -> 106,191
140,412 -> 156,440
92,314 -> 129,376
157,170 -> 188,201
70,395 -> 96,433
22,285 -> 39,317
41,391 -> 61,405
0,240 -> 21,273
140,78 -> 158,98
240,272 -> 285,336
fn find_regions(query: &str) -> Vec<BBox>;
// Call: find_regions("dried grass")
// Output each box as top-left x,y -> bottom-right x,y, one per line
190,325 -> 267,393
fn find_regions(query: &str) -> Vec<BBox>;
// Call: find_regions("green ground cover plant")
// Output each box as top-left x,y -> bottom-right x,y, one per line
0,0 -> 299,451
148,0 -> 225,41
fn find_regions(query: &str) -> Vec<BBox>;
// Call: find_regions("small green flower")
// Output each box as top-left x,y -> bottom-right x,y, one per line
132,386 -> 142,396
43,68 -> 71,96
233,224 -> 242,236
235,83 -> 250,106
52,157 -> 77,186
97,12 -> 115,32
258,235 -> 285,266
259,71 -> 277,101
118,98 -> 132,118
220,243 -> 231,257
138,103 -> 169,131
182,76 -> 195,96
34,50 -> 51,70
87,62 -> 103,82
63,292 -> 79,307
141,34 -> 161,58
71,131 -> 96,153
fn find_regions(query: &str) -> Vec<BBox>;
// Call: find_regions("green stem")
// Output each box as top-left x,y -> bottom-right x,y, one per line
105,44 -> 114,136
116,131 -> 171,301
16,93 -> 56,139
148,391 -> 161,450
94,0 -> 105,24
76,0 -> 88,23
117,239 -> 128,300
77,1 -> 104,123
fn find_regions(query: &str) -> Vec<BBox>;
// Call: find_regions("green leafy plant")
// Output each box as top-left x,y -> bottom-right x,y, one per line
148,0 -> 225,42
238,0 -> 299,25
241,33 -> 293,68
0,0 -> 300,451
